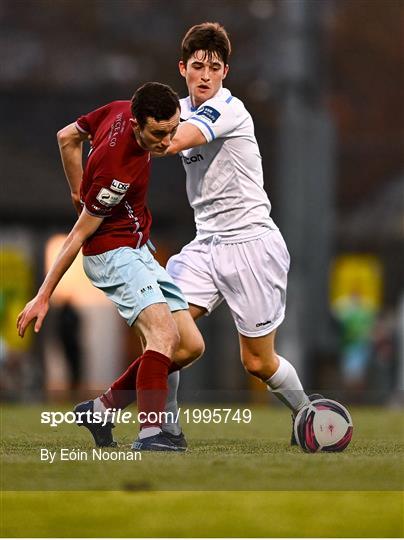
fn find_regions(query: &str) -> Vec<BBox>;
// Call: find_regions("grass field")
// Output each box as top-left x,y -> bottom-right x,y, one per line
1,403 -> 403,537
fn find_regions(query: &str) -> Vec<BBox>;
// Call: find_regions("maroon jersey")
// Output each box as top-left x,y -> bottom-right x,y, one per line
75,100 -> 152,255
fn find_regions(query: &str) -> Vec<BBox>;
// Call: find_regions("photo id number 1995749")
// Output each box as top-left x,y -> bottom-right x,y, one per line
181,408 -> 252,424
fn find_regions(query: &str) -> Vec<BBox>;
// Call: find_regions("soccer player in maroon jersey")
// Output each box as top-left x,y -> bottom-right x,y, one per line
17,82 -> 204,451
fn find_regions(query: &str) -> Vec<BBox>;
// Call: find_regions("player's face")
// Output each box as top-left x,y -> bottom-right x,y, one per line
131,110 -> 180,155
179,50 -> 229,108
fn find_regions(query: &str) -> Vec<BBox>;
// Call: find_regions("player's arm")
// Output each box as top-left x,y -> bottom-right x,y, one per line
57,123 -> 90,215
17,211 -> 103,337
165,122 -> 207,155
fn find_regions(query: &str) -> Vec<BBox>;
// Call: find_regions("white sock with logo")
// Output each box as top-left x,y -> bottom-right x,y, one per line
266,355 -> 309,414
162,371 -> 182,436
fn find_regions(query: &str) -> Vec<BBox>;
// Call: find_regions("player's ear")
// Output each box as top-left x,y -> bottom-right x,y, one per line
179,60 -> 187,78
129,117 -> 139,131
223,64 -> 229,80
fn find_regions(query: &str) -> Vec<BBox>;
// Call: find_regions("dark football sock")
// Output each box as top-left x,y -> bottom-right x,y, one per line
100,356 -> 142,410
136,350 -> 172,429
100,356 -> 182,411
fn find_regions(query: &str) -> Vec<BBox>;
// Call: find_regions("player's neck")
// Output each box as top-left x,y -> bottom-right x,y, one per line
190,86 -> 223,109
190,95 -> 205,109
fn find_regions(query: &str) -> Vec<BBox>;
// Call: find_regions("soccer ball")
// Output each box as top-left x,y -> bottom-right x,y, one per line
294,399 -> 353,453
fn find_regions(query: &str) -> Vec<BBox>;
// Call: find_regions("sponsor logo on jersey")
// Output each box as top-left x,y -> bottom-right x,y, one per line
196,106 -> 221,124
111,179 -> 130,193
109,112 -> 125,147
181,154 -> 204,165
96,187 -> 125,207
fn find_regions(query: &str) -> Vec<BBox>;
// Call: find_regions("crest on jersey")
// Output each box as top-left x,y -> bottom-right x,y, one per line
196,106 -> 221,124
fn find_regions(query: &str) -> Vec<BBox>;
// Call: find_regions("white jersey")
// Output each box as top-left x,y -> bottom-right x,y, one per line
180,87 -> 277,240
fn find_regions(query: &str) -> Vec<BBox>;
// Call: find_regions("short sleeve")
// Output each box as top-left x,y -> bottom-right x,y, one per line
186,96 -> 243,143
83,177 -> 129,218
75,103 -> 112,137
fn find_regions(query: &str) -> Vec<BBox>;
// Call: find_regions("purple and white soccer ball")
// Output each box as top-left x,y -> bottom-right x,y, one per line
293,399 -> 353,453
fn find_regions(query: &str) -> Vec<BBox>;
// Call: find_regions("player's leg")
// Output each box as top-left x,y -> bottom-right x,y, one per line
154,244 -> 209,437
130,302 -> 180,442
83,272 -> 207,445
161,240 -> 220,436
160,306 -> 206,438
94,312 -> 182,412
172,306 -> 206,366
95,309 -> 204,415
166,239 -> 221,365
103,245 -> 206,445
76,245 -> 184,450
239,330 -> 309,413
213,230 -> 310,415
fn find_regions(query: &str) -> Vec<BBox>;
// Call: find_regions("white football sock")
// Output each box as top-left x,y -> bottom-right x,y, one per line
93,397 -> 107,414
93,396 -> 114,422
139,426 -> 161,439
161,371 -> 182,436
266,355 -> 309,414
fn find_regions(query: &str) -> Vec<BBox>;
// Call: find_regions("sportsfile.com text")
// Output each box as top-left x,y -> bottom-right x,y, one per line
41,408 -> 252,427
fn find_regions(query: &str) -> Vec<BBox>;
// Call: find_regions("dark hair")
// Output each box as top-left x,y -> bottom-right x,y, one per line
181,22 -> 231,65
131,82 -> 179,129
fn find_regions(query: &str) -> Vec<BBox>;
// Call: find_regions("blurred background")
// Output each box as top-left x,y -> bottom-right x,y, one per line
1,0 -> 403,406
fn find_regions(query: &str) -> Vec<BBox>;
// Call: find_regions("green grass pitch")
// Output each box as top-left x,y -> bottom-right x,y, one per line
1,403 -> 403,537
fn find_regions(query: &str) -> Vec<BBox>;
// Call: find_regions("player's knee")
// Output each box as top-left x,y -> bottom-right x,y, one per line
175,333 -> 205,366
188,333 -> 205,361
242,355 -> 265,378
241,351 -> 277,379
150,322 -> 180,358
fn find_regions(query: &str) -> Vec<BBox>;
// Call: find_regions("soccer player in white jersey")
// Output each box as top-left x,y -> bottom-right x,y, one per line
164,22 -> 320,443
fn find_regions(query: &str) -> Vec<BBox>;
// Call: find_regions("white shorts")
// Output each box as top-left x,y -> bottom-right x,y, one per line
166,230 -> 290,337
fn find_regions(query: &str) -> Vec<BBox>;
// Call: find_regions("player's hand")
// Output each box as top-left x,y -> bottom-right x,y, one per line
17,295 -> 49,338
71,193 -> 82,216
